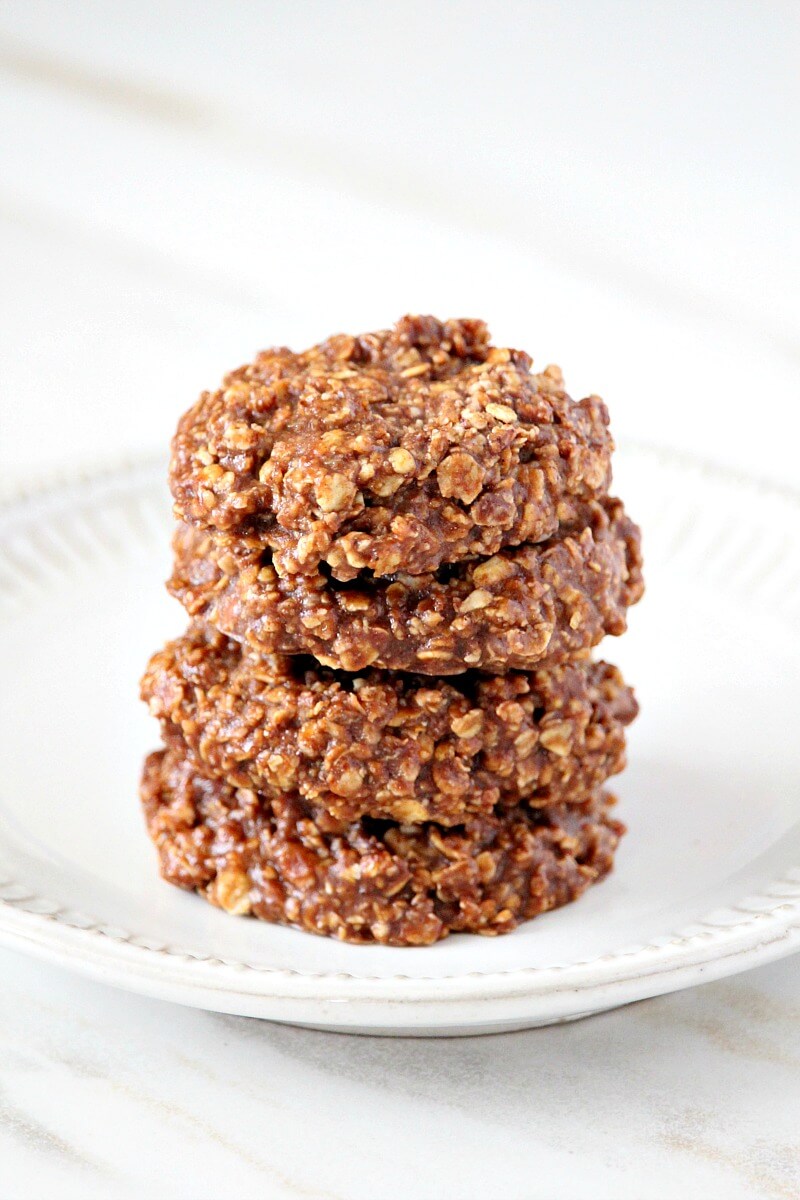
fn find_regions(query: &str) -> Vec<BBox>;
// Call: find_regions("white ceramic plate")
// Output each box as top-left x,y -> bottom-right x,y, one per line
1,446 -> 799,1036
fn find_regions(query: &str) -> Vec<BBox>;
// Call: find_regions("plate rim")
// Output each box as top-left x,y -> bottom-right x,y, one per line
2,445 -> 800,1025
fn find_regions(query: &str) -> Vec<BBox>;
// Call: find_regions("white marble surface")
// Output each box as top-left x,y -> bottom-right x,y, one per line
0,3 -> 799,1196
1,949 -> 799,1200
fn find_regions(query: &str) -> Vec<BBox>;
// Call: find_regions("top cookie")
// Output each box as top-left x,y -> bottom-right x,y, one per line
170,315 -> 613,580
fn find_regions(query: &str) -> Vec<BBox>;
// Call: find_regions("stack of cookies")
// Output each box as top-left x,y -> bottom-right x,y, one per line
140,316 -> 643,945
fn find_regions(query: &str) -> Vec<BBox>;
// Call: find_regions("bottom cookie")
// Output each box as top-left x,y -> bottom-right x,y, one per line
140,745 -> 624,945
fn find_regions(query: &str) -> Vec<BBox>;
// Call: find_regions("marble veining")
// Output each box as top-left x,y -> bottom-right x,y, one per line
1,949 -> 799,1199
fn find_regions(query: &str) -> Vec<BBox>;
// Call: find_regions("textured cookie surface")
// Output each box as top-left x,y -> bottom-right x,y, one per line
141,745 -> 624,946
142,622 -> 637,825
170,315 -> 613,579
169,496 -> 643,674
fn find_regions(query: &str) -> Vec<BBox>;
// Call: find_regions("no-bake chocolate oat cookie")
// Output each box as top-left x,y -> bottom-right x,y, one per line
170,316 -> 613,580
141,623 -> 637,825
169,496 -> 643,674
141,314 -> 644,942
141,745 -> 623,945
